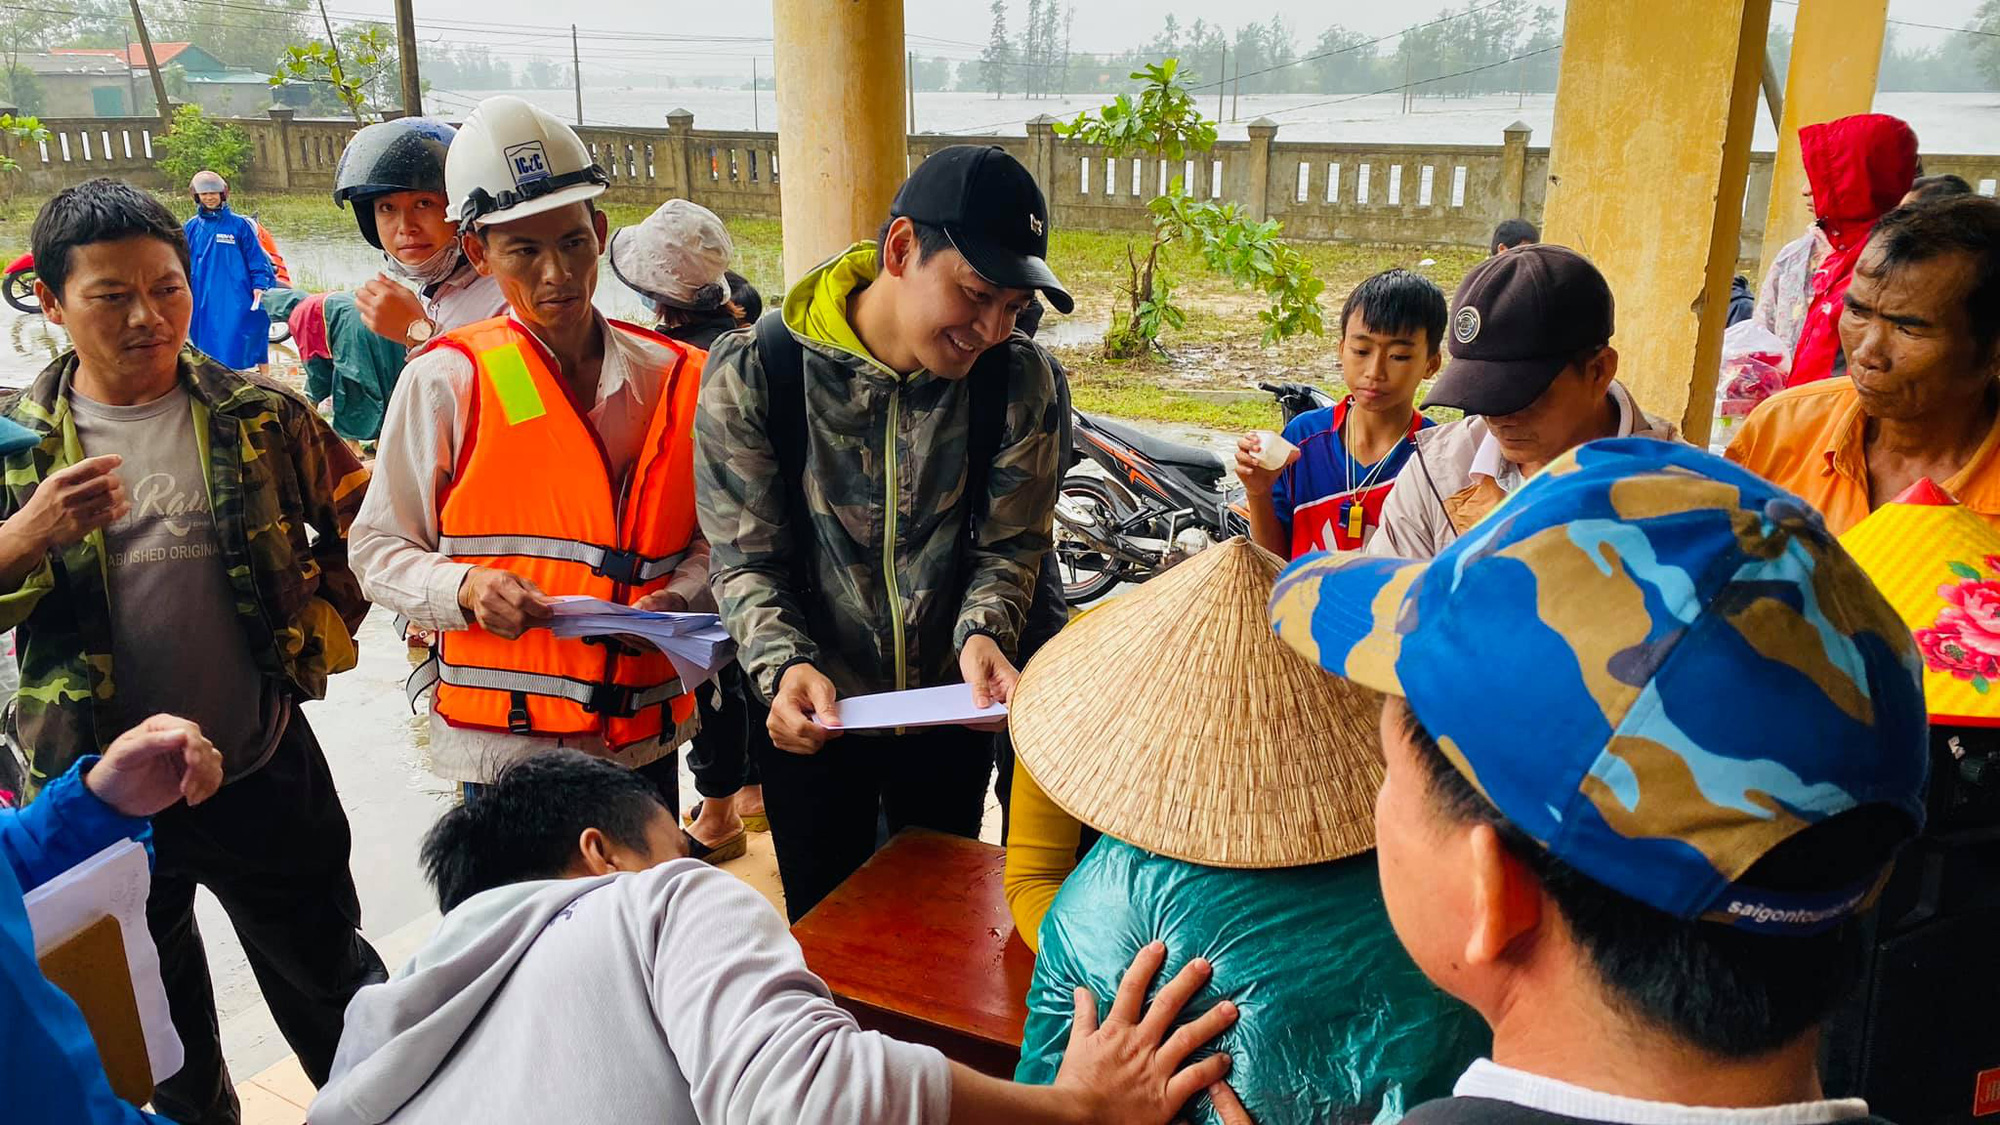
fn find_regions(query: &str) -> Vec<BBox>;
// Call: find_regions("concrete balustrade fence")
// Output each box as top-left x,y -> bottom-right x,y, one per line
9,106 -> 2000,275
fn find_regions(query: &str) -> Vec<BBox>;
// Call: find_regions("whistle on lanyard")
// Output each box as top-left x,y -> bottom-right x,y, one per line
1343,499 -> 1365,542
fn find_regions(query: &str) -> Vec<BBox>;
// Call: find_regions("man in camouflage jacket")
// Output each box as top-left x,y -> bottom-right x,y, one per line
0,179 -> 382,1125
0,348 -> 370,786
695,146 -> 1068,918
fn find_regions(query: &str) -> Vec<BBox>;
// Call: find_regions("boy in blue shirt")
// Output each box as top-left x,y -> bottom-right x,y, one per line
1237,269 -> 1445,557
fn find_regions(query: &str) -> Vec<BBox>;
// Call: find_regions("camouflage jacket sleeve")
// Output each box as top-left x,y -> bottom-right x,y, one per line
954,340 -> 1060,656
284,389 -> 371,637
693,331 -> 820,700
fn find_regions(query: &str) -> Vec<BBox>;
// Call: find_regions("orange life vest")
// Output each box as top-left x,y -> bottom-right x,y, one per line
420,315 -> 702,747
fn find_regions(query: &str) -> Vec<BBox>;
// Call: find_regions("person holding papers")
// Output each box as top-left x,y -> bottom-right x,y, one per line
351,97 -> 712,807
695,146 -> 1066,918
6,714 -> 224,1125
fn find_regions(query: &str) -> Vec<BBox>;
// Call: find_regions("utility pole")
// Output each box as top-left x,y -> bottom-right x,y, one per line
1215,46 -> 1225,122
571,25 -> 583,126
394,0 -> 421,117
751,57 -> 759,131
906,51 -> 916,134
127,0 -> 171,129
1517,52 -> 1526,109
1230,53 -> 1239,122
1402,50 -> 1413,114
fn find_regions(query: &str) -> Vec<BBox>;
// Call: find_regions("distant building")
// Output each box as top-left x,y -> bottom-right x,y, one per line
50,43 -> 274,117
13,52 -> 140,117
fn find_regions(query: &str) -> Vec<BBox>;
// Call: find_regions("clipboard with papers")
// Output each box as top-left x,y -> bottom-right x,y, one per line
25,838 -> 183,1104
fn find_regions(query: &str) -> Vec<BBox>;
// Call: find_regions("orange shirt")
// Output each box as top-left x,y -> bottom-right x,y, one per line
1725,377 -> 2000,535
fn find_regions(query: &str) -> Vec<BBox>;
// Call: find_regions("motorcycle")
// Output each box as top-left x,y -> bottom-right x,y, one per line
3,253 -> 37,315
1053,380 -> 1337,604
2,251 -> 292,344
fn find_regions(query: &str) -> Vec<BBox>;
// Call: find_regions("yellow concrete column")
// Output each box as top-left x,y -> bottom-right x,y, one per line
1757,0 -> 1889,273
771,0 -> 907,286
1541,0 -> 1772,448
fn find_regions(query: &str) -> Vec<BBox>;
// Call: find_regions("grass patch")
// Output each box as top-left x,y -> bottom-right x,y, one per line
1066,357 -> 1284,431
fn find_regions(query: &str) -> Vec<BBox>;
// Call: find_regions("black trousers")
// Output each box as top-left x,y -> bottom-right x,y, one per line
146,708 -> 388,1125
756,723 -> 994,922
687,665 -> 765,802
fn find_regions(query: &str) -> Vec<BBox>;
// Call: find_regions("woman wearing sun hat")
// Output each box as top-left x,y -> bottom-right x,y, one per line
607,198 -> 767,861
1006,538 -> 1487,1125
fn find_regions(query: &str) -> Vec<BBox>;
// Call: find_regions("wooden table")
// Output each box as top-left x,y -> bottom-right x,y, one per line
792,829 -> 1036,1078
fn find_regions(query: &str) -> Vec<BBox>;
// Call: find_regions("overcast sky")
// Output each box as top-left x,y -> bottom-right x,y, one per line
337,0 -> 1986,73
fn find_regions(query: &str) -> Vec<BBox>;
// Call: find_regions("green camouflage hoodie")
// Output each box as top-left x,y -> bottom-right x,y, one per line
694,243 -> 1060,702
0,347 -> 371,790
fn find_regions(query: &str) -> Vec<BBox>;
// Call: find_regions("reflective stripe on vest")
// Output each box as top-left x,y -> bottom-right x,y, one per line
428,315 -> 705,746
435,534 -> 687,585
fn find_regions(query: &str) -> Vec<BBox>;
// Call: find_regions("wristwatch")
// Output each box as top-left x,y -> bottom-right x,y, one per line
406,317 -> 434,346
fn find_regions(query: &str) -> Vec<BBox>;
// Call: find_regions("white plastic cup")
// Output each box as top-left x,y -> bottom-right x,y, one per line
1251,430 -> 1296,471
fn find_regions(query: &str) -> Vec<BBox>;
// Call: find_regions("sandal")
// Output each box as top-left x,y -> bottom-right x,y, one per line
683,827 -> 747,865
686,800 -> 770,835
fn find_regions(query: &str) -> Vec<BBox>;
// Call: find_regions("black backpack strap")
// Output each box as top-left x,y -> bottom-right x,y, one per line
963,340 -> 1012,523
753,312 -> 814,593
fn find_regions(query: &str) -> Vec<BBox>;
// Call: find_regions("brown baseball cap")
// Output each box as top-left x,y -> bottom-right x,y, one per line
1426,244 -> 1615,417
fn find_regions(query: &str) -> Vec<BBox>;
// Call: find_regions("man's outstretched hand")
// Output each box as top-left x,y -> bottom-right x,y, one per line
1051,941 -> 1238,1125
84,715 -> 224,817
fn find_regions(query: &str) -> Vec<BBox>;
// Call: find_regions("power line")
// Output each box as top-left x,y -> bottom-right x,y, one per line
1767,0 -> 2000,41
1263,43 -> 1563,120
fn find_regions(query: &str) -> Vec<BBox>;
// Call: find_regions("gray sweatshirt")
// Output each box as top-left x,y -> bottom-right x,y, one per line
309,861 -> 953,1124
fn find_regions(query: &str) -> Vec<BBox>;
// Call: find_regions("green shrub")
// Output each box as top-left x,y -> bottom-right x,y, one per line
154,105 -> 253,187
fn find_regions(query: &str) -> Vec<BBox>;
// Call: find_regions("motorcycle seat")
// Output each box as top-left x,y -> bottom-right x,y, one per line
1089,414 -> 1228,489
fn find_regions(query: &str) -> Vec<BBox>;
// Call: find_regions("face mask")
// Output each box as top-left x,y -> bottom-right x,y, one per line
384,238 -> 462,289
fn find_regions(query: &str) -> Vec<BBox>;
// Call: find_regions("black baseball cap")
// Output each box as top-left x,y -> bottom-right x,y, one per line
1426,244 -> 1615,417
891,145 -> 1074,314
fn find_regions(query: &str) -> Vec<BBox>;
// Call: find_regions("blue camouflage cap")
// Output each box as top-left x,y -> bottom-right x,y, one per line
1269,438 -> 1929,934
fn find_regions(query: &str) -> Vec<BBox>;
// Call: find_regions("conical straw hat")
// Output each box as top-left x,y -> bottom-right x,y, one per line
1010,537 -> 1384,868
1841,478 -> 2000,726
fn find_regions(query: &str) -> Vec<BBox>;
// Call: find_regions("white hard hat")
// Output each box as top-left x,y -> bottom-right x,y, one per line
445,95 -> 608,228
608,199 -> 733,311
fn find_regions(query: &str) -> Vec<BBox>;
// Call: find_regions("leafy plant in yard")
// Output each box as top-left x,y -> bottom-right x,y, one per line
153,105 -> 252,186
1053,58 -> 1323,357
0,113 -> 47,174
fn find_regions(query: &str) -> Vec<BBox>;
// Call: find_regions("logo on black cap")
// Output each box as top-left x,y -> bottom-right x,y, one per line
1028,214 -> 1043,236
1454,306 -> 1481,345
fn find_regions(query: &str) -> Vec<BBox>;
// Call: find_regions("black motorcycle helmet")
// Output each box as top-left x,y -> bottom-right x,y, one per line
333,117 -> 457,250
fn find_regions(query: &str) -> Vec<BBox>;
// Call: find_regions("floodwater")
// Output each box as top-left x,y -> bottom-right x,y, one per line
431,87 -> 2000,152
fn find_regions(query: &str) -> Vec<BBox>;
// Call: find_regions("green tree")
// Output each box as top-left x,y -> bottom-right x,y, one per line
980,0 -> 1011,97
1054,58 -> 1324,356
153,103 -> 251,183
270,23 -> 394,122
0,6 -> 66,116
157,0 -> 311,69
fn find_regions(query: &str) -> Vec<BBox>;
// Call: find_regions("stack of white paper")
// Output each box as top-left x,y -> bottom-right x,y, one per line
23,839 -> 183,1083
546,596 -> 737,688
816,683 -> 1008,730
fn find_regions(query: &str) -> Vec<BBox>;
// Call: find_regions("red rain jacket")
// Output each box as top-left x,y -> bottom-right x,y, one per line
1787,114 -> 1919,387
